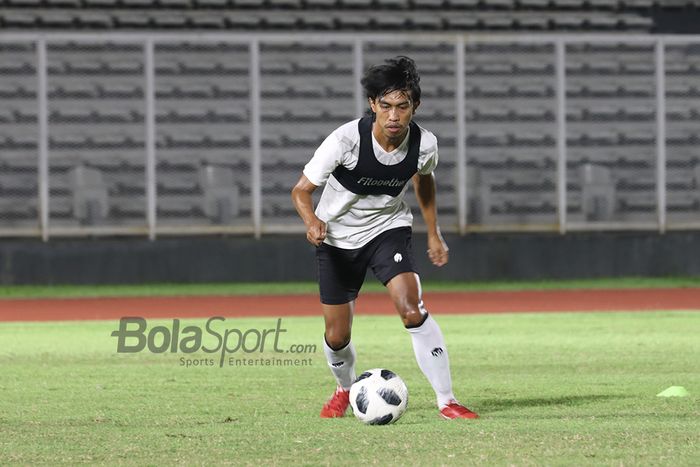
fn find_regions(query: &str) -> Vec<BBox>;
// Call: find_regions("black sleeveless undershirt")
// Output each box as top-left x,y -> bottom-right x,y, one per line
331,117 -> 422,197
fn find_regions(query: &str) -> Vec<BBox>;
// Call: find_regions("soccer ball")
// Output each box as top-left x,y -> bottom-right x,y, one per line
349,368 -> 408,425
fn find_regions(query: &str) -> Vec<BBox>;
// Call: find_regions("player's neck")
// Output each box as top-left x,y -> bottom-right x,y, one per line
372,123 -> 408,153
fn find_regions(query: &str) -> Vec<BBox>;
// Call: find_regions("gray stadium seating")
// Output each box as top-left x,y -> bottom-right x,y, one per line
0,0 -> 668,31
2,25 -> 700,229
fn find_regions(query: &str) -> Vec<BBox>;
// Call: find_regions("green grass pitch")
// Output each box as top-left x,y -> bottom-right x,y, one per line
1,311 -> 698,465
0,276 -> 698,298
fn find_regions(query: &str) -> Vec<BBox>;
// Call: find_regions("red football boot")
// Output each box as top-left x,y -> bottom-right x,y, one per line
440,401 -> 479,419
320,387 -> 350,418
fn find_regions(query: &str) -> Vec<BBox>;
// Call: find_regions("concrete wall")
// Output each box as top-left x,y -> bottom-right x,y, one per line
1,231 -> 699,285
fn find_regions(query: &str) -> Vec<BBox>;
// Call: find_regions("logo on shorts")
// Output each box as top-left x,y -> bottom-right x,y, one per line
431,347 -> 444,357
393,253 -> 403,263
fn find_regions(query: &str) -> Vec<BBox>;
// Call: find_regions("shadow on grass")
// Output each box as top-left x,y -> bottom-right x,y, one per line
478,394 -> 625,413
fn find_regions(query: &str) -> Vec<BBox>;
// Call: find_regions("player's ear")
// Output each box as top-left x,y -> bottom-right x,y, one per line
368,98 -> 377,113
412,100 -> 420,114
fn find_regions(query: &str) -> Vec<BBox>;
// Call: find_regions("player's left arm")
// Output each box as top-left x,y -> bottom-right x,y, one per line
412,172 -> 448,267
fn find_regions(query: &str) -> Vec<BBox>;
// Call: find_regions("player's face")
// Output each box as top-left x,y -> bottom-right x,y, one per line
369,90 -> 418,143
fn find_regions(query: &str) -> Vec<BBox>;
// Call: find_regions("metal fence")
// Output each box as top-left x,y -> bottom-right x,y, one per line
1,33 -> 699,240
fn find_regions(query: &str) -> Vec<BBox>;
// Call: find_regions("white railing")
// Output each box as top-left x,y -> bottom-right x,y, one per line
1,33 -> 699,239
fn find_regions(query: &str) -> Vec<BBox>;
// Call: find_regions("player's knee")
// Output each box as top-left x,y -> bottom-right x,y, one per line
399,306 -> 425,328
324,329 -> 351,350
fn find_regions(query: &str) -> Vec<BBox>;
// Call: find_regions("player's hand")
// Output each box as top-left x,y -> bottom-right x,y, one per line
306,218 -> 327,246
427,231 -> 449,267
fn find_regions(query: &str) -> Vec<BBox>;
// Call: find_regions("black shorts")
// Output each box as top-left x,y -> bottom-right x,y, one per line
316,226 -> 418,305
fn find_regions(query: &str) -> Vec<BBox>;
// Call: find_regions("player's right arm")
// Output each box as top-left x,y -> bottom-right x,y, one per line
292,123 -> 351,246
291,175 -> 326,246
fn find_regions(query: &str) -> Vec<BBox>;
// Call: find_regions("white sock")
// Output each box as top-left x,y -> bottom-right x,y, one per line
407,314 -> 456,408
323,337 -> 356,391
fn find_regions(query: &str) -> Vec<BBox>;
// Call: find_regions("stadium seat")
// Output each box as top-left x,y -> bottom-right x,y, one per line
157,108 -> 208,123
515,60 -> 553,74
304,0 -> 338,7
50,108 -> 92,123
552,14 -> 585,29
98,83 -> 143,99
481,16 -> 516,29
376,0 -> 410,7
291,82 -> 326,98
301,13 -> 336,28
666,106 -> 693,121
0,59 -> 34,74
83,0 -> 119,5
158,174 -> 200,194
585,105 -> 619,121
76,12 -> 114,28
621,82 -> 654,97
517,15 -> 550,29
483,0 -> 515,8
106,60 -> 143,74
50,134 -> 88,149
211,107 -> 249,122
518,0 -> 549,7
5,0 -> 41,5
234,0 -> 266,6
625,105 -> 655,121
588,0 -> 620,9
443,16 -> 479,29
177,83 -> 216,98
225,13 -> 263,28
69,164 -> 110,225
516,83 -> 552,97
1,12 -> 38,28
113,14 -> 152,28
261,61 -> 295,74
200,164 -> 240,223
0,109 -> 14,124
447,0 -> 480,7
38,12 -> 76,28
623,61 -> 655,74
621,131 -> 655,146
413,0 -> 444,7
160,0 -> 194,6
336,15 -> 371,28
579,163 -> 616,221
340,0 -> 373,7
157,196 -> 202,218
473,107 -> 511,121
622,15 -> 653,30
468,130 -> 509,147
666,62 -> 694,74
666,82 -> 695,97
551,0 -> 585,8
122,0 -> 153,6
151,14 -> 190,29
667,130 -> 697,146
478,62 -> 513,74
0,83 -> 28,99
473,83 -> 511,97
190,14 -> 227,28
269,0 -> 303,7
626,0 -> 654,6
511,131 -> 554,147
65,60 -> 104,75
264,14 -> 299,28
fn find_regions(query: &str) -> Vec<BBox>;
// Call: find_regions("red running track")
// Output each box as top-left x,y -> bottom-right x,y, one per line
0,288 -> 698,322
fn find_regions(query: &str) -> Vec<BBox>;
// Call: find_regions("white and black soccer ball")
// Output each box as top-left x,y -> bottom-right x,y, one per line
349,368 -> 408,425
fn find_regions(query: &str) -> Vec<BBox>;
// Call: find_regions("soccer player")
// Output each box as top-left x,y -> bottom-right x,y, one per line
291,56 -> 478,420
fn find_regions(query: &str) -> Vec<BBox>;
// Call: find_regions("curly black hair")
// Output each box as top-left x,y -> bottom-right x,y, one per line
361,56 -> 421,104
